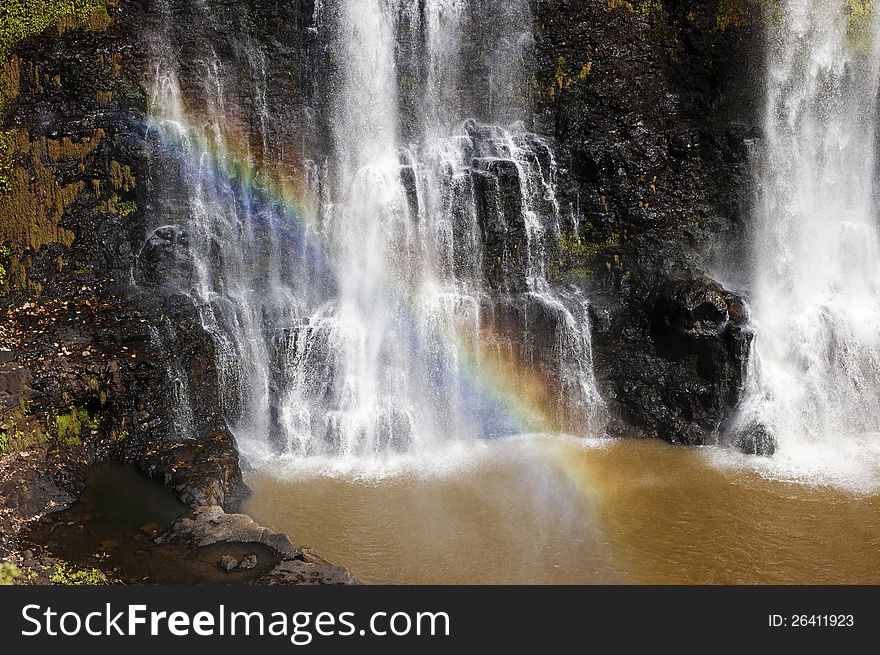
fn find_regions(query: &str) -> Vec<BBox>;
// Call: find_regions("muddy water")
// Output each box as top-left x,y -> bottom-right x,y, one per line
244,437 -> 880,584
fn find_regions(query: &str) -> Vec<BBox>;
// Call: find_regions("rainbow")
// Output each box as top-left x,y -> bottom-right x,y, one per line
145,108 -> 581,440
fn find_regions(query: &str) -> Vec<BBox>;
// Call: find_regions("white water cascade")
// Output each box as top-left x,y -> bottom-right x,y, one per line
142,0 -> 605,462
748,0 -> 880,482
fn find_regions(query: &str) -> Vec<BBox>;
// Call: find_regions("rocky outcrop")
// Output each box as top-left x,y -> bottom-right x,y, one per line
533,0 -> 765,449
156,505 -> 357,585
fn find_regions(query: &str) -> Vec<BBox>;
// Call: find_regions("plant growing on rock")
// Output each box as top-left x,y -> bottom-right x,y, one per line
0,562 -> 20,585
0,0 -> 112,193
49,562 -> 109,585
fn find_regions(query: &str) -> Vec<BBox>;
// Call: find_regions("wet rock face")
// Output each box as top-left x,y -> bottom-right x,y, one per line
135,226 -> 193,288
472,158 -> 528,291
650,279 -> 750,389
0,1 -> 252,564
534,0 -> 763,445
732,422 -> 776,457
619,277 -> 754,444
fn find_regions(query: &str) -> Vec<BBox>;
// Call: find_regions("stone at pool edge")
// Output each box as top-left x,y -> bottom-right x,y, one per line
156,506 -> 358,585
219,554 -> 239,571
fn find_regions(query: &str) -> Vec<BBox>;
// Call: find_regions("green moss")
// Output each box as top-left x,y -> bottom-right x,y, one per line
107,194 -> 137,218
715,0 -> 786,31
0,1 -> 109,66
607,0 -> 635,11
550,55 -> 572,98
633,0 -> 664,16
845,0 -> 875,53
559,230 -> 621,259
54,404 -> 103,445
552,229 -> 622,283
0,1 -> 111,193
49,562 -> 108,586
0,244 -> 8,289
0,562 -> 20,585
0,131 -> 12,194
545,54 -> 596,101
0,403 -> 46,452
607,0 -> 664,16
716,0 -> 752,30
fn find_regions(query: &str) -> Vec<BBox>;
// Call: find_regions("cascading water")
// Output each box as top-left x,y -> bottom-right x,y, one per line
142,0 -> 604,463
748,0 -> 880,482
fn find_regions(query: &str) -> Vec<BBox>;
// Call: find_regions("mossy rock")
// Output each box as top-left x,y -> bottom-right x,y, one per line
0,1 -> 113,193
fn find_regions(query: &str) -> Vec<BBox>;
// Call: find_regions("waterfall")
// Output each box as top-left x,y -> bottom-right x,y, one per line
141,0 -> 604,462
748,0 -> 880,480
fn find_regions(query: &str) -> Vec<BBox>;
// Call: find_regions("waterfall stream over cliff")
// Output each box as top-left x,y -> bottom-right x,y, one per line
141,0 -> 604,463
9,0 -> 880,589
744,0 -> 880,485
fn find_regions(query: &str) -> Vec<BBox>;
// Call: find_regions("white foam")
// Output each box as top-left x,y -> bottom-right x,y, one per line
706,436 -> 880,495
240,432 -> 610,483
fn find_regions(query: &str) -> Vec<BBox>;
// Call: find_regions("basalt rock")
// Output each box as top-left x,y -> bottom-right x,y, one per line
472,156 -> 529,291
593,275 -> 753,444
135,226 -> 194,288
535,0 -> 763,445
156,505 -> 358,585
731,422 -> 777,457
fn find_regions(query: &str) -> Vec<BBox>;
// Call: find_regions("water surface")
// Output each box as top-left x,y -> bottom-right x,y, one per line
245,436 -> 880,584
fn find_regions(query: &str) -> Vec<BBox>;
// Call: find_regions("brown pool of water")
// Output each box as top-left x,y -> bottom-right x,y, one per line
244,437 -> 880,584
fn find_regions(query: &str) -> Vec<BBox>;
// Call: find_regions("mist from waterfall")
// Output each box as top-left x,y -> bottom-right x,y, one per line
747,0 -> 880,483
141,0 -> 605,464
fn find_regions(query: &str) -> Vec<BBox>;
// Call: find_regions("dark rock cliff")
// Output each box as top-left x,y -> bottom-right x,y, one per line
532,0 -> 767,448
0,1 -> 247,513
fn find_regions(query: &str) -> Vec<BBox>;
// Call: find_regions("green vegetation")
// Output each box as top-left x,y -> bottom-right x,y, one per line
607,0 -> 665,17
49,562 -> 108,585
0,244 -> 9,289
0,562 -> 20,585
633,0 -> 664,16
846,0 -> 875,53
715,0 -> 754,30
552,228 -> 623,283
0,1 -> 111,193
0,424 -> 46,452
54,404 -> 104,445
107,194 -> 137,218
0,1 -> 109,65
0,131 -> 11,194
546,54 -> 593,100
559,230 -> 621,259
1,403 -> 47,453
554,56 -> 571,92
